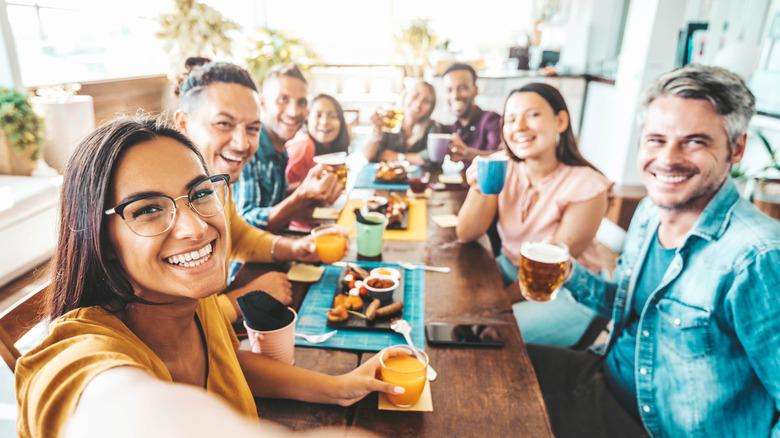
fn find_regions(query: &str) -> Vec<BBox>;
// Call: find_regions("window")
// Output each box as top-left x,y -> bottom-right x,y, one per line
6,1 -> 170,86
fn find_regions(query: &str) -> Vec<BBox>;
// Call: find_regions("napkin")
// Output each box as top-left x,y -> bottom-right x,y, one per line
237,291 -> 294,331
288,263 -> 325,282
432,214 -> 458,228
378,380 -> 433,412
312,207 -> 341,220
438,173 -> 464,185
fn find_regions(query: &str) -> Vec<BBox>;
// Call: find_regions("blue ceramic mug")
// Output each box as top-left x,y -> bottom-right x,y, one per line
476,157 -> 508,195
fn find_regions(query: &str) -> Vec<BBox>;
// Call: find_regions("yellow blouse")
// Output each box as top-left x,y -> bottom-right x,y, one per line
15,294 -> 257,438
217,189 -> 277,321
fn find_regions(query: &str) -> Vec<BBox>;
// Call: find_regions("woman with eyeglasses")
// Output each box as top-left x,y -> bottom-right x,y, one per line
172,58 -> 339,320
15,117 -> 405,438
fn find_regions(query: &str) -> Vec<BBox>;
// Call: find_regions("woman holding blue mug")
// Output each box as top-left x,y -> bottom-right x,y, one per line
456,83 -> 612,348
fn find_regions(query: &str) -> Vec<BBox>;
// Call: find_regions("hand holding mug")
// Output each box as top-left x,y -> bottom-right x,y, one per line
449,133 -> 474,162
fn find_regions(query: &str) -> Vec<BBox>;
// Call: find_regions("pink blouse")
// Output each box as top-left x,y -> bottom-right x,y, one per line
285,131 -> 316,186
497,161 -> 612,273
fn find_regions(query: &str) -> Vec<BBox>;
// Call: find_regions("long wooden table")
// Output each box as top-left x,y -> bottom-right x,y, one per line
235,189 -> 553,437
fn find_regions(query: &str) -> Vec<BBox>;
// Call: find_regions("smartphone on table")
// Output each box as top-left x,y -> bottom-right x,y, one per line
425,322 -> 505,348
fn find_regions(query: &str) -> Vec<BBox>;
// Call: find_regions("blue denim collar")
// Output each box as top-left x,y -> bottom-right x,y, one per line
686,178 -> 740,243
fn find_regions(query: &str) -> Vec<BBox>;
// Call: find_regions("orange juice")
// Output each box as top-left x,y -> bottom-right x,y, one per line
315,234 -> 347,264
380,355 -> 427,407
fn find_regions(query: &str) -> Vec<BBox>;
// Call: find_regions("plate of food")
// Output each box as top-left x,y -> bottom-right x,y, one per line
326,264 -> 405,331
363,193 -> 409,230
374,161 -> 407,184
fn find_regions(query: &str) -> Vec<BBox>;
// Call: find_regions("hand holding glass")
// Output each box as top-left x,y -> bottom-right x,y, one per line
311,225 -> 348,264
518,242 -> 569,302
379,345 -> 429,407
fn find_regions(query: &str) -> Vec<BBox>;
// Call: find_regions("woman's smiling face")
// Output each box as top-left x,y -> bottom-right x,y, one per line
308,97 -> 342,145
502,91 -> 567,161
106,137 -> 228,302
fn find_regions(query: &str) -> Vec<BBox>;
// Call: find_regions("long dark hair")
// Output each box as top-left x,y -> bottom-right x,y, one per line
503,83 -> 598,172
403,80 -> 437,123
49,116 -> 208,319
307,94 -> 350,155
175,56 -> 258,111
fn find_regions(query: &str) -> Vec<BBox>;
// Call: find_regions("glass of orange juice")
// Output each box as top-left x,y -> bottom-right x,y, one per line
311,225 -> 348,264
379,345 -> 428,407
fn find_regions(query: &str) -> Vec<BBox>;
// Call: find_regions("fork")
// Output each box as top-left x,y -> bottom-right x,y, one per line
398,262 -> 450,273
295,330 -> 337,344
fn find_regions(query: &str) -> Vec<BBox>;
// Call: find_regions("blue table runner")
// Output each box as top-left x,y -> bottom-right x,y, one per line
353,163 -> 410,191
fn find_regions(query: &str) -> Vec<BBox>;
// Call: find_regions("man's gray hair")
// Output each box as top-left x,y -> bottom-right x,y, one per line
642,64 -> 756,144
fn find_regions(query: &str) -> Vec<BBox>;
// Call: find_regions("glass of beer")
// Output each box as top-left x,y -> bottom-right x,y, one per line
518,241 -> 569,302
381,107 -> 404,133
313,152 -> 348,187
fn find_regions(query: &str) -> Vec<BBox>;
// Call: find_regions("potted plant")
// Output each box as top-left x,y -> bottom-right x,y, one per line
748,129 -> 780,219
245,27 -> 319,86
156,0 -> 239,75
394,19 -> 439,77
0,88 -> 44,176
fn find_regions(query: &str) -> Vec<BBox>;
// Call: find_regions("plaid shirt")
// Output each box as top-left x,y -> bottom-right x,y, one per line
232,127 -> 289,229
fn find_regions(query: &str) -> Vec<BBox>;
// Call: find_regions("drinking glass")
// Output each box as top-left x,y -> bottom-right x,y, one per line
311,225 -> 348,264
518,242 -> 569,302
379,345 -> 429,407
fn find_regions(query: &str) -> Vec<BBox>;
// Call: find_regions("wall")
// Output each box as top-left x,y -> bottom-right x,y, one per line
75,75 -> 171,126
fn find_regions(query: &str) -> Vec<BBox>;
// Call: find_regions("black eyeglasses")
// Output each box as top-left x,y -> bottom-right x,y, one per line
104,174 -> 229,237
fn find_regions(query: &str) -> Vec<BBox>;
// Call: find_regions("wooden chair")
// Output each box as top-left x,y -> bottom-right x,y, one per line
0,274 -> 50,371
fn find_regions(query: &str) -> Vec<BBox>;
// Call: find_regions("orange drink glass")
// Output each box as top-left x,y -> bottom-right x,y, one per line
379,345 -> 429,407
311,225 -> 347,264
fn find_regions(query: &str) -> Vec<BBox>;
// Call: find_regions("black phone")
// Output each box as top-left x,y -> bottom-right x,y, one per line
425,323 -> 505,348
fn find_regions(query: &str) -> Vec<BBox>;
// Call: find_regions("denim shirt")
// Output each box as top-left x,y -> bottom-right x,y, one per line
566,179 -> 780,437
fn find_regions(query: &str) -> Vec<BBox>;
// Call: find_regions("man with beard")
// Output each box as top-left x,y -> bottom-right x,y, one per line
526,65 -> 780,437
442,63 -> 502,163
233,64 -> 343,232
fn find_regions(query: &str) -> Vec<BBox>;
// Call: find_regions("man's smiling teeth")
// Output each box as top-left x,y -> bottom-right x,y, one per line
654,173 -> 692,184
220,153 -> 243,163
167,243 -> 213,267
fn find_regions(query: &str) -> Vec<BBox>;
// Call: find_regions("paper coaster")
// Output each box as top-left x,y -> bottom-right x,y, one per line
432,214 -> 458,228
438,173 -> 464,185
312,207 -> 341,220
378,380 -> 433,412
287,263 -> 325,282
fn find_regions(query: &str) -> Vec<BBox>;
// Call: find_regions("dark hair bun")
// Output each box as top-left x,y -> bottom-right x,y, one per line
174,56 -> 213,97
185,56 -> 212,72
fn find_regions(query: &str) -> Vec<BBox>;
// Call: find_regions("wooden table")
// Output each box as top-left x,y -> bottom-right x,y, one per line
235,189 -> 553,437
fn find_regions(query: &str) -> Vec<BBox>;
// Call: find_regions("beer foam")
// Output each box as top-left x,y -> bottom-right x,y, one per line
521,242 -> 568,263
313,152 -> 347,165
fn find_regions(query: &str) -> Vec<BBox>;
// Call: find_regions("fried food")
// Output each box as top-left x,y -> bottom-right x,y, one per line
365,298 -> 382,321
375,161 -> 407,182
327,305 -> 349,322
375,302 -> 403,317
